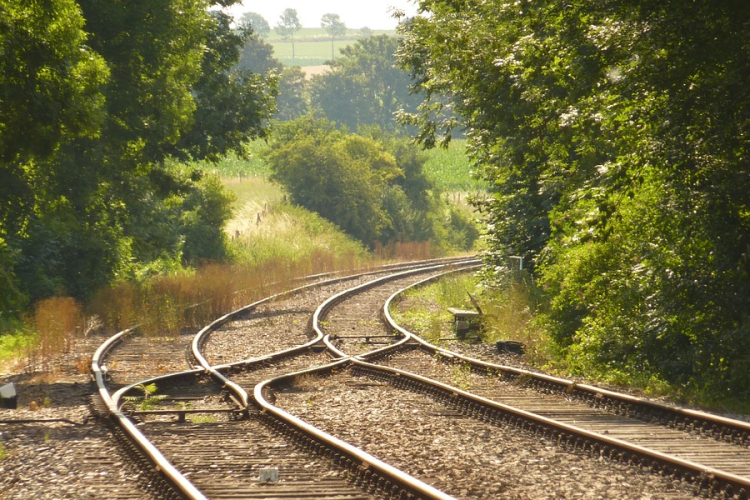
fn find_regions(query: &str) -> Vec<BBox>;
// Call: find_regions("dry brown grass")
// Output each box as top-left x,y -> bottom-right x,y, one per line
13,240 -> 453,375
373,241 -> 436,262
88,252 -> 367,337
26,297 -> 82,373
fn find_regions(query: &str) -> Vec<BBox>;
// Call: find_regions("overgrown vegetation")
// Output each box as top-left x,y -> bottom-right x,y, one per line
264,116 -> 479,252
391,272 -> 547,365
1,1 -> 277,311
124,383 -> 166,411
400,0 -> 750,409
422,140 -> 487,193
0,3 -> 484,377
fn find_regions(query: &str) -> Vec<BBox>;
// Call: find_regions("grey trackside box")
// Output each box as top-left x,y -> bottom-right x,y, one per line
0,382 -> 18,409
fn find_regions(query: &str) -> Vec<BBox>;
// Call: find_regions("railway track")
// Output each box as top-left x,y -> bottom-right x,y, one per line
91,257 -> 476,500
258,265 -> 750,499
86,257 -> 750,499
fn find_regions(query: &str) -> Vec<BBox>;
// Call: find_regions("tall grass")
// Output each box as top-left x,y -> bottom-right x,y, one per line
29,297 -> 82,371
89,258 -> 314,336
190,147 -> 269,179
373,241 -> 435,262
391,272 -> 551,367
88,242 -> 432,339
0,297 -> 92,374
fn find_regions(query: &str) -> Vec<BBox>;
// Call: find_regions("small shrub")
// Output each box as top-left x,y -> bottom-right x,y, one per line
124,383 -> 167,411
450,362 -> 473,391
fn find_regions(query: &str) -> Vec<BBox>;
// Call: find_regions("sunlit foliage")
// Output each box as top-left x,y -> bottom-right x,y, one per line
399,0 -> 750,403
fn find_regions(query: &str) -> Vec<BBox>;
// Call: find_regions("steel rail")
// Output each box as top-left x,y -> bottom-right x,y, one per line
253,362 -> 457,500
87,257 -> 477,500
190,256 -> 479,373
110,368 -> 215,412
92,325 -> 209,500
315,259 -> 482,358
295,254 -> 476,284
184,259 -> 478,499
368,267 -> 750,498
378,265 -> 750,443
350,359 -> 750,497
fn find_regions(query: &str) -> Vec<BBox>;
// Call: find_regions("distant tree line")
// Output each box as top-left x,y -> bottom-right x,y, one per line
236,13 -> 423,133
399,0 -> 750,402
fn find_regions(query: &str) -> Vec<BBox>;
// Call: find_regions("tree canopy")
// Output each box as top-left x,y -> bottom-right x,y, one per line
399,0 -> 750,401
0,0 -> 275,309
239,11 -> 270,38
275,8 -> 302,59
321,13 -> 347,59
310,35 -> 422,132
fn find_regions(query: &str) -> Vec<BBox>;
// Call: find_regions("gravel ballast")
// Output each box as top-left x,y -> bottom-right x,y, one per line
276,371 -> 702,500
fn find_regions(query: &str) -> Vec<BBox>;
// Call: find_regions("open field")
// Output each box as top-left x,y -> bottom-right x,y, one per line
265,28 -> 395,67
265,28 -> 395,41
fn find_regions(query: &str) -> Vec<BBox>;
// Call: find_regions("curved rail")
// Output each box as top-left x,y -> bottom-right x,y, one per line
254,362 -> 456,500
90,258 -> 473,500
372,267 -> 750,498
316,259 -> 481,357
182,258 -> 479,499
91,326 -> 208,500
379,269 -> 750,446
171,257 -> 478,498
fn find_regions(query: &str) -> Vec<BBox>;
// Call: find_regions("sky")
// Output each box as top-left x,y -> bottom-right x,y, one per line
225,1 -> 420,30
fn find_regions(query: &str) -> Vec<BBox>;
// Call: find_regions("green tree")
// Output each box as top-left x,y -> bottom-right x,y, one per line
275,8 -> 302,59
321,13 -> 347,59
239,11 -> 270,38
0,0 -> 109,309
310,35 -> 421,132
2,1 -> 266,304
399,0 -> 750,401
237,34 -> 282,75
179,170 -> 235,264
265,116 -> 395,244
0,0 -> 108,165
173,11 -> 278,161
275,67 -> 309,121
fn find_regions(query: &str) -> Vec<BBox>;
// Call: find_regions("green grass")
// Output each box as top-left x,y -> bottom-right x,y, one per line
190,142 -> 270,178
389,273 -> 476,344
227,196 -> 368,265
422,139 -> 488,192
0,328 -> 33,372
270,39 -> 356,66
217,154 -> 368,267
390,272 -> 551,367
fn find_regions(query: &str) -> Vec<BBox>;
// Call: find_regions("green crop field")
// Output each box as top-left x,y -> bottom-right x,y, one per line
265,28 -> 395,67
422,139 -> 489,192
